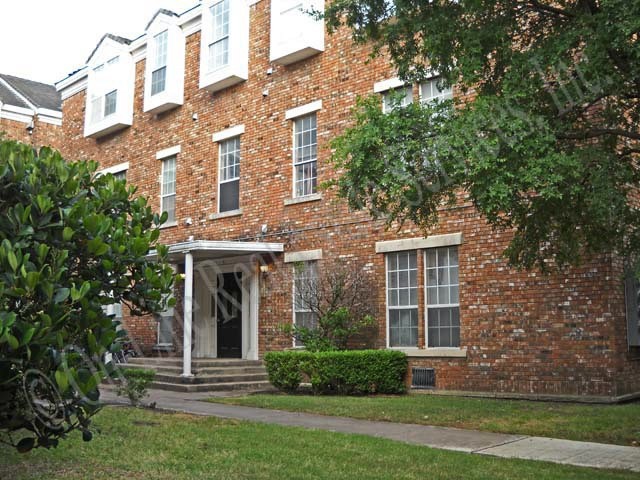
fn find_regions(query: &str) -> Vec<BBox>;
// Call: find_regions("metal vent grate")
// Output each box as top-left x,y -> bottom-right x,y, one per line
411,367 -> 435,389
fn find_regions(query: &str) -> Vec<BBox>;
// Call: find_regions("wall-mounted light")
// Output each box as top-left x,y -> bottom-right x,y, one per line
26,120 -> 34,135
260,264 -> 270,274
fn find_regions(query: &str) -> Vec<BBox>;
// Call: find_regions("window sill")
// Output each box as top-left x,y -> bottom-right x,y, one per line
159,221 -> 178,230
209,209 -> 242,221
284,193 -> 322,206
393,348 -> 467,358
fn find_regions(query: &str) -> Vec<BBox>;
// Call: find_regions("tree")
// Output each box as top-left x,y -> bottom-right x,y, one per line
284,259 -> 378,351
324,1 -> 640,270
0,140 -> 174,451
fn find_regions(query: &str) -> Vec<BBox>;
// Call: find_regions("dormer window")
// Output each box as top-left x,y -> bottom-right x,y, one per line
143,10 -> 185,114
270,0 -> 325,65
199,0 -> 249,92
151,31 -> 168,96
84,35 -> 135,138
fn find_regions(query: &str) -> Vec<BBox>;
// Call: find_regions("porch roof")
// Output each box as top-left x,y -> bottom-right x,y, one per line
149,240 -> 284,262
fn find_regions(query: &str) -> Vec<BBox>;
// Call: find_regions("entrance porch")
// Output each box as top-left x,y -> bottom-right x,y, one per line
158,240 -> 283,378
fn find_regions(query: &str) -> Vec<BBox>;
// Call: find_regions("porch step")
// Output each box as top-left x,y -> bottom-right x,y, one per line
124,356 -> 272,393
154,372 -> 269,385
127,357 -> 263,369
150,380 -> 274,393
123,364 -> 267,376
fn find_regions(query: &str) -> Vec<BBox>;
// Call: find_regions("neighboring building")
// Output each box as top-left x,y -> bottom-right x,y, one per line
55,0 -> 640,401
0,73 -> 62,146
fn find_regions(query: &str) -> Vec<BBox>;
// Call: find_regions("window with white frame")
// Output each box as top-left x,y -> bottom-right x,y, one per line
387,251 -> 418,347
219,136 -> 240,212
89,57 -> 120,124
293,113 -> 318,197
157,295 -> 174,346
113,170 -> 127,182
382,86 -> 413,113
161,156 -> 177,223
425,246 -> 460,348
420,77 -> 453,104
151,30 -> 168,96
293,261 -> 318,347
208,0 -> 230,72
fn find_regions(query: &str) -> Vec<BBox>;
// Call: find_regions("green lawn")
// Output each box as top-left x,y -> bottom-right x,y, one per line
1,407 -> 636,480
209,393 -> 640,446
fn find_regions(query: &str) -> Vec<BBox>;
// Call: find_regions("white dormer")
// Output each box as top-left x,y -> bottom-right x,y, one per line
143,10 -> 186,114
199,0 -> 250,92
270,0 -> 325,66
84,35 -> 135,138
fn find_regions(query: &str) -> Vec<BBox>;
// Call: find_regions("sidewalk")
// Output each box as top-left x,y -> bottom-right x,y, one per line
101,387 -> 640,473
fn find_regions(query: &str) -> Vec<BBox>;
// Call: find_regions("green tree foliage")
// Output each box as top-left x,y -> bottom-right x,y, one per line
325,0 -> 640,270
0,140 -> 174,451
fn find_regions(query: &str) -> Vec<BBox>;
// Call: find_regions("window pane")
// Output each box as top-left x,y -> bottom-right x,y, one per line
151,67 -> 167,96
220,179 -> 239,212
293,113 -> 317,197
104,90 -> 117,116
154,30 -> 168,68
162,194 -> 175,223
158,315 -> 173,345
209,0 -> 230,71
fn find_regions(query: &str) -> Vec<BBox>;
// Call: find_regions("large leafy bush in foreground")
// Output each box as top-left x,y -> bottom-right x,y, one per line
0,140 -> 174,451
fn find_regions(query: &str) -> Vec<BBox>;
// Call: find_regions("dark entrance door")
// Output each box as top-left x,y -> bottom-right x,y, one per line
217,272 -> 242,358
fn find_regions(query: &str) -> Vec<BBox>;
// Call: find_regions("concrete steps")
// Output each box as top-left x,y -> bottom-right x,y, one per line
124,357 -> 273,393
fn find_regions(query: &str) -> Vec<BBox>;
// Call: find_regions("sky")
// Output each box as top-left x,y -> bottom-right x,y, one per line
0,0 -> 198,85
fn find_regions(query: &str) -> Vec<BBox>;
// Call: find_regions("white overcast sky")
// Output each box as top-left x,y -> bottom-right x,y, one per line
0,1 -> 198,85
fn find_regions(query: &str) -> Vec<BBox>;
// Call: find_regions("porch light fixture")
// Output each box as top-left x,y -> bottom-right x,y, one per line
260,264 -> 270,274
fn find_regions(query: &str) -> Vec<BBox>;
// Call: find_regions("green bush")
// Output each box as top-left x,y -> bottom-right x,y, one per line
115,368 -> 156,406
264,351 -> 313,393
264,350 -> 407,395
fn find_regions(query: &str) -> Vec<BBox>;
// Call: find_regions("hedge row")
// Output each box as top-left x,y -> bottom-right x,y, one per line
264,350 -> 408,395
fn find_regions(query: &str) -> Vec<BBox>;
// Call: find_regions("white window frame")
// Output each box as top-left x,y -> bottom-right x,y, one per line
208,0 -> 231,72
386,251 -> 419,348
151,30 -> 169,96
424,246 -> 460,349
218,136 -> 241,213
419,76 -> 453,105
292,113 -> 318,198
159,153 -> 177,225
292,261 -> 319,348
382,86 -> 413,113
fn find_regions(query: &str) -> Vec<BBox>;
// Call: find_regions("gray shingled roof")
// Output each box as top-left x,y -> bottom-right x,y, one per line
86,33 -> 132,64
0,74 -> 61,111
146,9 -> 178,31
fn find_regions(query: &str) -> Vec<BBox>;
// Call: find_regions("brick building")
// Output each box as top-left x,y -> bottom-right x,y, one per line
54,0 -> 640,400
0,73 -> 62,147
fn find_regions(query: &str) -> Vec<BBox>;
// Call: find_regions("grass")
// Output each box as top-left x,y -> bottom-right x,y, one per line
209,393 -> 640,446
0,407 -> 637,480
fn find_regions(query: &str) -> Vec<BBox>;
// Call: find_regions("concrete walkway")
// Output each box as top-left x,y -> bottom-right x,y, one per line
101,387 -> 640,473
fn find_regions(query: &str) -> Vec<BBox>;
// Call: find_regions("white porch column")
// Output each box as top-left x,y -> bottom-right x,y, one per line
182,251 -> 194,377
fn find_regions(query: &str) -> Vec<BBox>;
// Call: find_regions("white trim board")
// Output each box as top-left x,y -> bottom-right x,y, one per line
212,124 -> 245,142
285,100 -> 322,120
376,233 -> 463,253
284,249 -> 323,263
156,145 -> 181,159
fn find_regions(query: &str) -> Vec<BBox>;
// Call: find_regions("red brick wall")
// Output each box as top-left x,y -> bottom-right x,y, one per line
58,0 -> 640,398
1,115 -> 62,149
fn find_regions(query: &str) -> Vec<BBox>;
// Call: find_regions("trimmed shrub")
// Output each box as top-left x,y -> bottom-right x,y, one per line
264,351 -> 314,393
310,350 -> 407,395
264,350 -> 407,395
116,368 -> 156,406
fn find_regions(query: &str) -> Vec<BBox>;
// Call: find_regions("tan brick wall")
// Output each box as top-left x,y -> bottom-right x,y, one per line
58,0 -> 640,398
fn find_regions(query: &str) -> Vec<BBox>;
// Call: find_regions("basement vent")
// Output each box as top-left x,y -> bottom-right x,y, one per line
412,367 -> 435,389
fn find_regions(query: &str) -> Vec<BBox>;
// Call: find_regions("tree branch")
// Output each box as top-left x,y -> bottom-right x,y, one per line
526,1 -> 574,18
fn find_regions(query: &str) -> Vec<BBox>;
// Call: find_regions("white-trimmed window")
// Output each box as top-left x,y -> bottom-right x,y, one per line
293,113 -> 318,197
90,58 -> 120,124
425,246 -> 460,348
270,0 -> 325,65
113,170 -> 126,182
208,0 -> 230,71
293,261 -> 318,347
420,77 -> 453,104
219,137 -> 240,212
151,30 -> 168,96
199,0 -> 249,92
387,251 -> 418,347
382,86 -> 413,113
161,156 -> 177,223
157,295 -> 174,346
